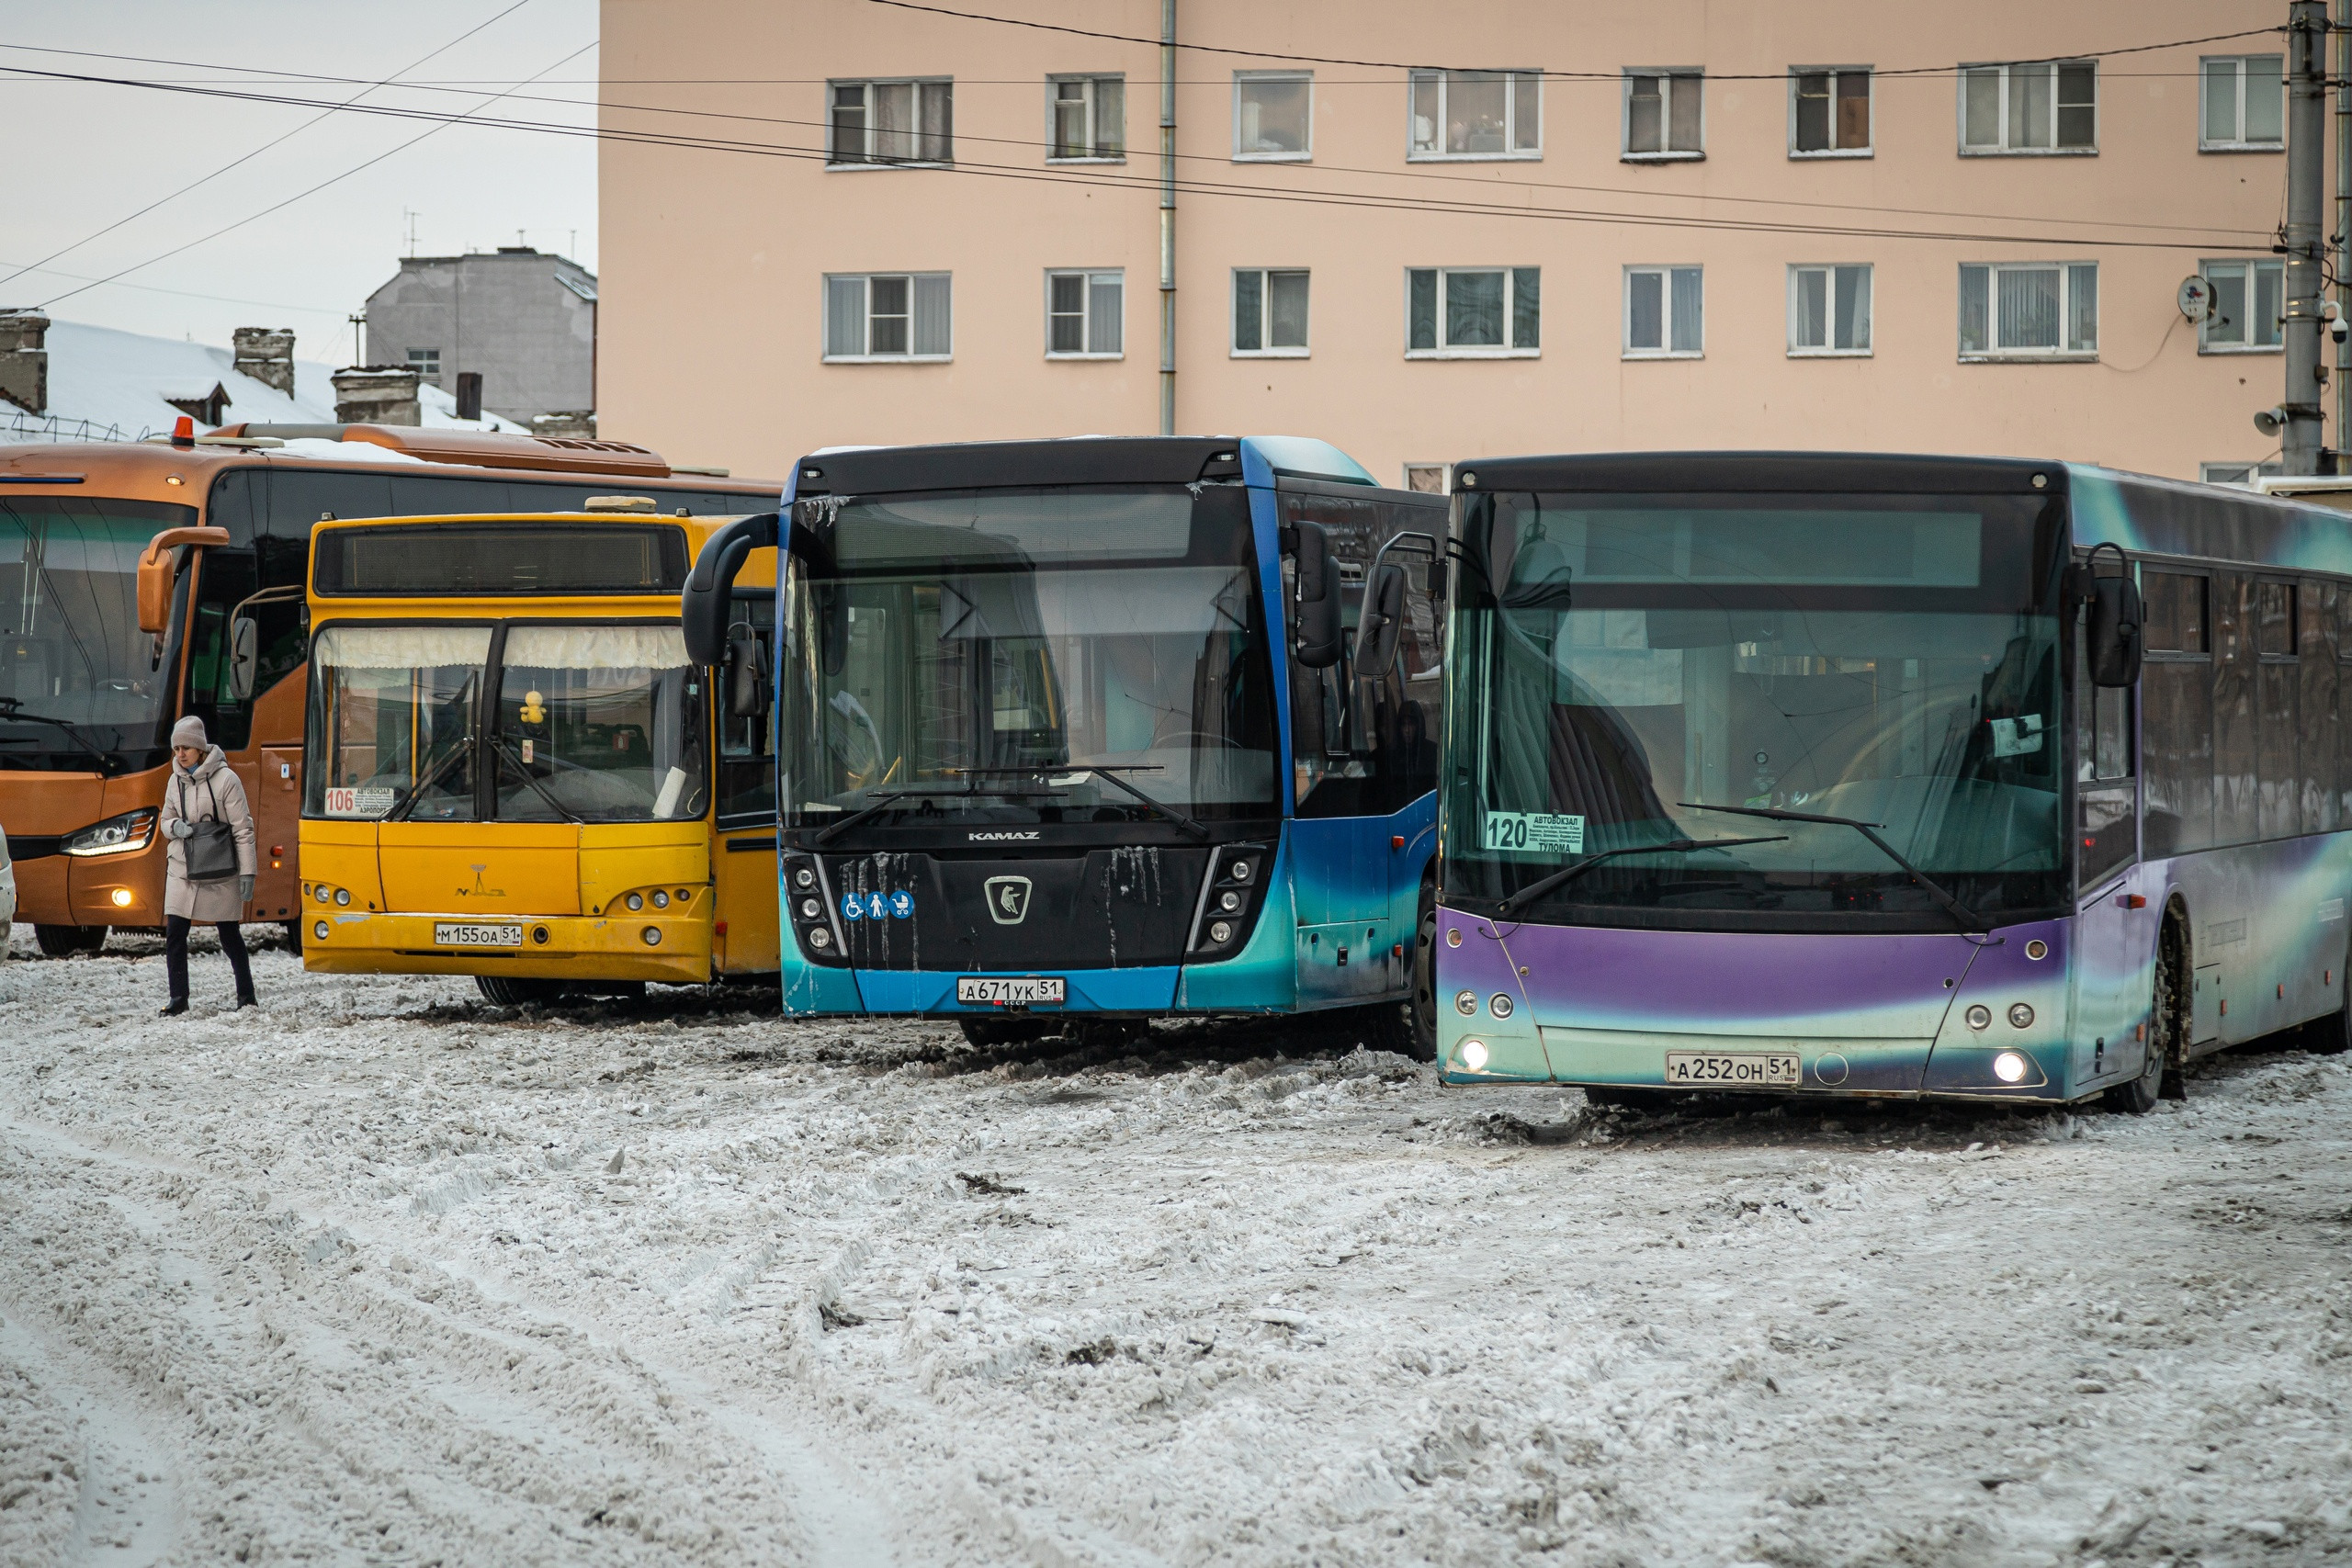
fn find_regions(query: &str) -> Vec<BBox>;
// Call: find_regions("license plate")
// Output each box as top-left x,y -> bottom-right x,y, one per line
1664,1051 -> 1801,1088
956,976 -> 1066,1007
433,921 -> 524,949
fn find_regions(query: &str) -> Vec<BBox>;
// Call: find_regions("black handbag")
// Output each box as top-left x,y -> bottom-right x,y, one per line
178,773 -> 239,883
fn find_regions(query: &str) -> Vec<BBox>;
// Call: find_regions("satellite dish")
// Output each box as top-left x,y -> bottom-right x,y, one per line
2177,276 -> 2214,323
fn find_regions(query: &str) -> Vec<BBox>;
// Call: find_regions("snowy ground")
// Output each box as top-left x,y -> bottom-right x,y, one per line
2,931 -> 2349,1568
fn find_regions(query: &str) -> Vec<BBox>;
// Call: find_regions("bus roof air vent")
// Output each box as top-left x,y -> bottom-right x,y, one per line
583,495 -> 660,513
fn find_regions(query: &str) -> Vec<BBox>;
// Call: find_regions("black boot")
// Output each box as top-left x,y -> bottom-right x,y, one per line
234,991 -> 258,1010
160,998 -> 187,1017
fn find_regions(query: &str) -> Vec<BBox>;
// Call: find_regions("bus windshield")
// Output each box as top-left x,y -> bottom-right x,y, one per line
1446,491 -> 2065,927
0,495 -> 195,763
781,483 -> 1279,833
304,621 -> 708,823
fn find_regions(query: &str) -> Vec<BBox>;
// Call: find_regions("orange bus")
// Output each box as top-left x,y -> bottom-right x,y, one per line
0,423 -> 778,955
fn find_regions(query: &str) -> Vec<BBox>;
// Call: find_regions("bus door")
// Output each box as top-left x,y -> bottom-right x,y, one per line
713,581 -> 780,973
181,539 -> 309,921
1281,483 -> 1445,1006
2072,562 -> 2148,1082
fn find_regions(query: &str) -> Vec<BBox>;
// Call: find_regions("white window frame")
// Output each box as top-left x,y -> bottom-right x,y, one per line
406,346 -> 441,378
1233,70 -> 1314,162
1046,74 -> 1125,163
1958,62 -> 2097,155
1957,261 -> 2098,362
1622,69 -> 1703,161
1402,463 -> 1450,494
2199,54 -> 2285,152
1407,69 -> 1543,161
2201,460 -> 2283,488
1231,267 -> 1310,357
2198,258 -> 2287,354
1788,66 -> 1872,158
1044,268 -> 1124,360
1404,266 -> 1541,359
821,272 -> 953,363
1622,265 -> 1703,359
1786,264 -> 1872,356
826,78 -> 955,169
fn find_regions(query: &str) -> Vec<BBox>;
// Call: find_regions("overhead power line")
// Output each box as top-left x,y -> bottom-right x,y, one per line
0,261 -> 345,316
860,3 -> 2282,81
31,39 -> 595,313
0,62 -> 2266,254
0,1 -> 536,296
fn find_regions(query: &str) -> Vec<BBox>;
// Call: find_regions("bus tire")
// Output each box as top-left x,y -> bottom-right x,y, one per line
2306,961 -> 2352,1055
34,923 -> 105,957
2107,914 -> 2188,1114
476,975 -> 566,1007
1405,887 -> 1439,1062
281,920 -> 303,956
958,1014 -> 1059,1047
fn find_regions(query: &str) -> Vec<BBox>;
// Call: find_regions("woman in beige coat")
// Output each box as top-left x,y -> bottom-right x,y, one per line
158,715 -> 257,1015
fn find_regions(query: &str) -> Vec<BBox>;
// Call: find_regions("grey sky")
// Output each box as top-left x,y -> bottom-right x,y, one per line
0,0 -> 597,364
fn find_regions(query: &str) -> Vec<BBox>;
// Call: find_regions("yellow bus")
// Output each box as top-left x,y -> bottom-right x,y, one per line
296,502 -> 780,1001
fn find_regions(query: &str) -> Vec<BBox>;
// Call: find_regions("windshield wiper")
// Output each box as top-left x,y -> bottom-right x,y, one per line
385,737 -> 474,822
810,784 -> 1066,847
0,698 -> 115,772
1679,802 -> 1985,931
956,763 -> 1210,841
1496,835 -> 1787,916
492,737 -> 582,823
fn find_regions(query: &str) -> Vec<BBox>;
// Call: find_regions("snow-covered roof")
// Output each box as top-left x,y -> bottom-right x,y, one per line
0,318 -> 522,445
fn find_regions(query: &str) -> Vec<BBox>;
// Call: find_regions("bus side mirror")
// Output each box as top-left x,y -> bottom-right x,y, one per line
1354,562 -> 1407,681
725,626 -> 770,718
1292,521 -> 1341,669
136,525 -> 229,635
228,615 -> 258,702
2089,574 -> 2143,687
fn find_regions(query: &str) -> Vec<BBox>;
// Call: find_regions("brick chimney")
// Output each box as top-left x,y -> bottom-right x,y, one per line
330,365 -> 421,426
0,309 -> 50,416
232,327 -> 296,397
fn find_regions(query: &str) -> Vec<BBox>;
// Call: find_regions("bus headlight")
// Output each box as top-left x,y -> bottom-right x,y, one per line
1965,1004 -> 1992,1031
1229,859 -> 1253,883
62,808 -> 157,857
315,885 -> 330,903
1488,994 -> 1514,1019
1459,1039 -> 1490,1071
800,897 -> 821,919
808,928 -> 832,950
641,926 -> 662,946
2007,1002 -> 2034,1029
1209,919 -> 1233,943
110,888 -> 134,908
651,890 -> 669,909
1993,1050 -> 2030,1083
334,887 -> 350,907
1454,990 -> 1478,1016
627,893 -> 644,911
795,866 -> 816,889
1218,891 -> 1242,912
312,920 -> 329,941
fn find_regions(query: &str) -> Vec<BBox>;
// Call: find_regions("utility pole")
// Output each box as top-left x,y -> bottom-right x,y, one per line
2335,0 -> 2349,470
1159,0 -> 1176,437
2284,0 -> 2330,474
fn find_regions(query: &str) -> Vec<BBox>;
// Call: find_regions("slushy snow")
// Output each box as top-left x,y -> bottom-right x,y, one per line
2,930 -> 2348,1565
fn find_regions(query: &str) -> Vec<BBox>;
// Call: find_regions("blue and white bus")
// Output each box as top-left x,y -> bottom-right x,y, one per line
683,436 -> 1447,1048
1434,452 -> 2352,1111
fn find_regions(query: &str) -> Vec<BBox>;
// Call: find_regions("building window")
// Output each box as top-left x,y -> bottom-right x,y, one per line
1623,71 -> 1702,159
1788,265 -> 1871,355
2200,259 -> 2286,352
1408,70 -> 1540,159
1407,267 -> 1540,356
1233,268 -> 1309,355
1958,263 -> 2098,359
2201,460 -> 2284,488
1403,464 -> 1449,494
1046,270 -> 1122,357
823,273 -> 952,360
2202,55 -> 2285,150
406,347 -> 441,379
1624,265 -> 1702,357
1049,75 -> 1124,161
1960,62 -> 2096,153
1234,72 -> 1312,160
828,79 -> 953,166
1792,68 -> 1871,155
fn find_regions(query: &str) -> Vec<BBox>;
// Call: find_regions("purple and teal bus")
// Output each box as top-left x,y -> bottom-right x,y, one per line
1434,452 -> 2351,1111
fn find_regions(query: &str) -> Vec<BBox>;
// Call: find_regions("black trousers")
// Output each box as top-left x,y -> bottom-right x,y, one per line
164,915 -> 254,1003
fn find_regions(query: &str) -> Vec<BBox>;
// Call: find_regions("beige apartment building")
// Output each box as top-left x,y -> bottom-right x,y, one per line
598,1 -> 2308,488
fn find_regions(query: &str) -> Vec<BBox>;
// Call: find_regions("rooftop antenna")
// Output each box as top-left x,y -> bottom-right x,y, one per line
402,209 -> 420,257
516,229 -> 527,249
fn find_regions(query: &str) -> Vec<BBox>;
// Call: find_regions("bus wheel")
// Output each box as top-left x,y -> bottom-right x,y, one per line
476,975 -> 566,1007
2306,961 -> 2352,1055
2107,919 -> 2187,1114
281,920 -> 303,956
1405,891 -> 1439,1062
958,1014 -> 1059,1047
34,923 -> 106,957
